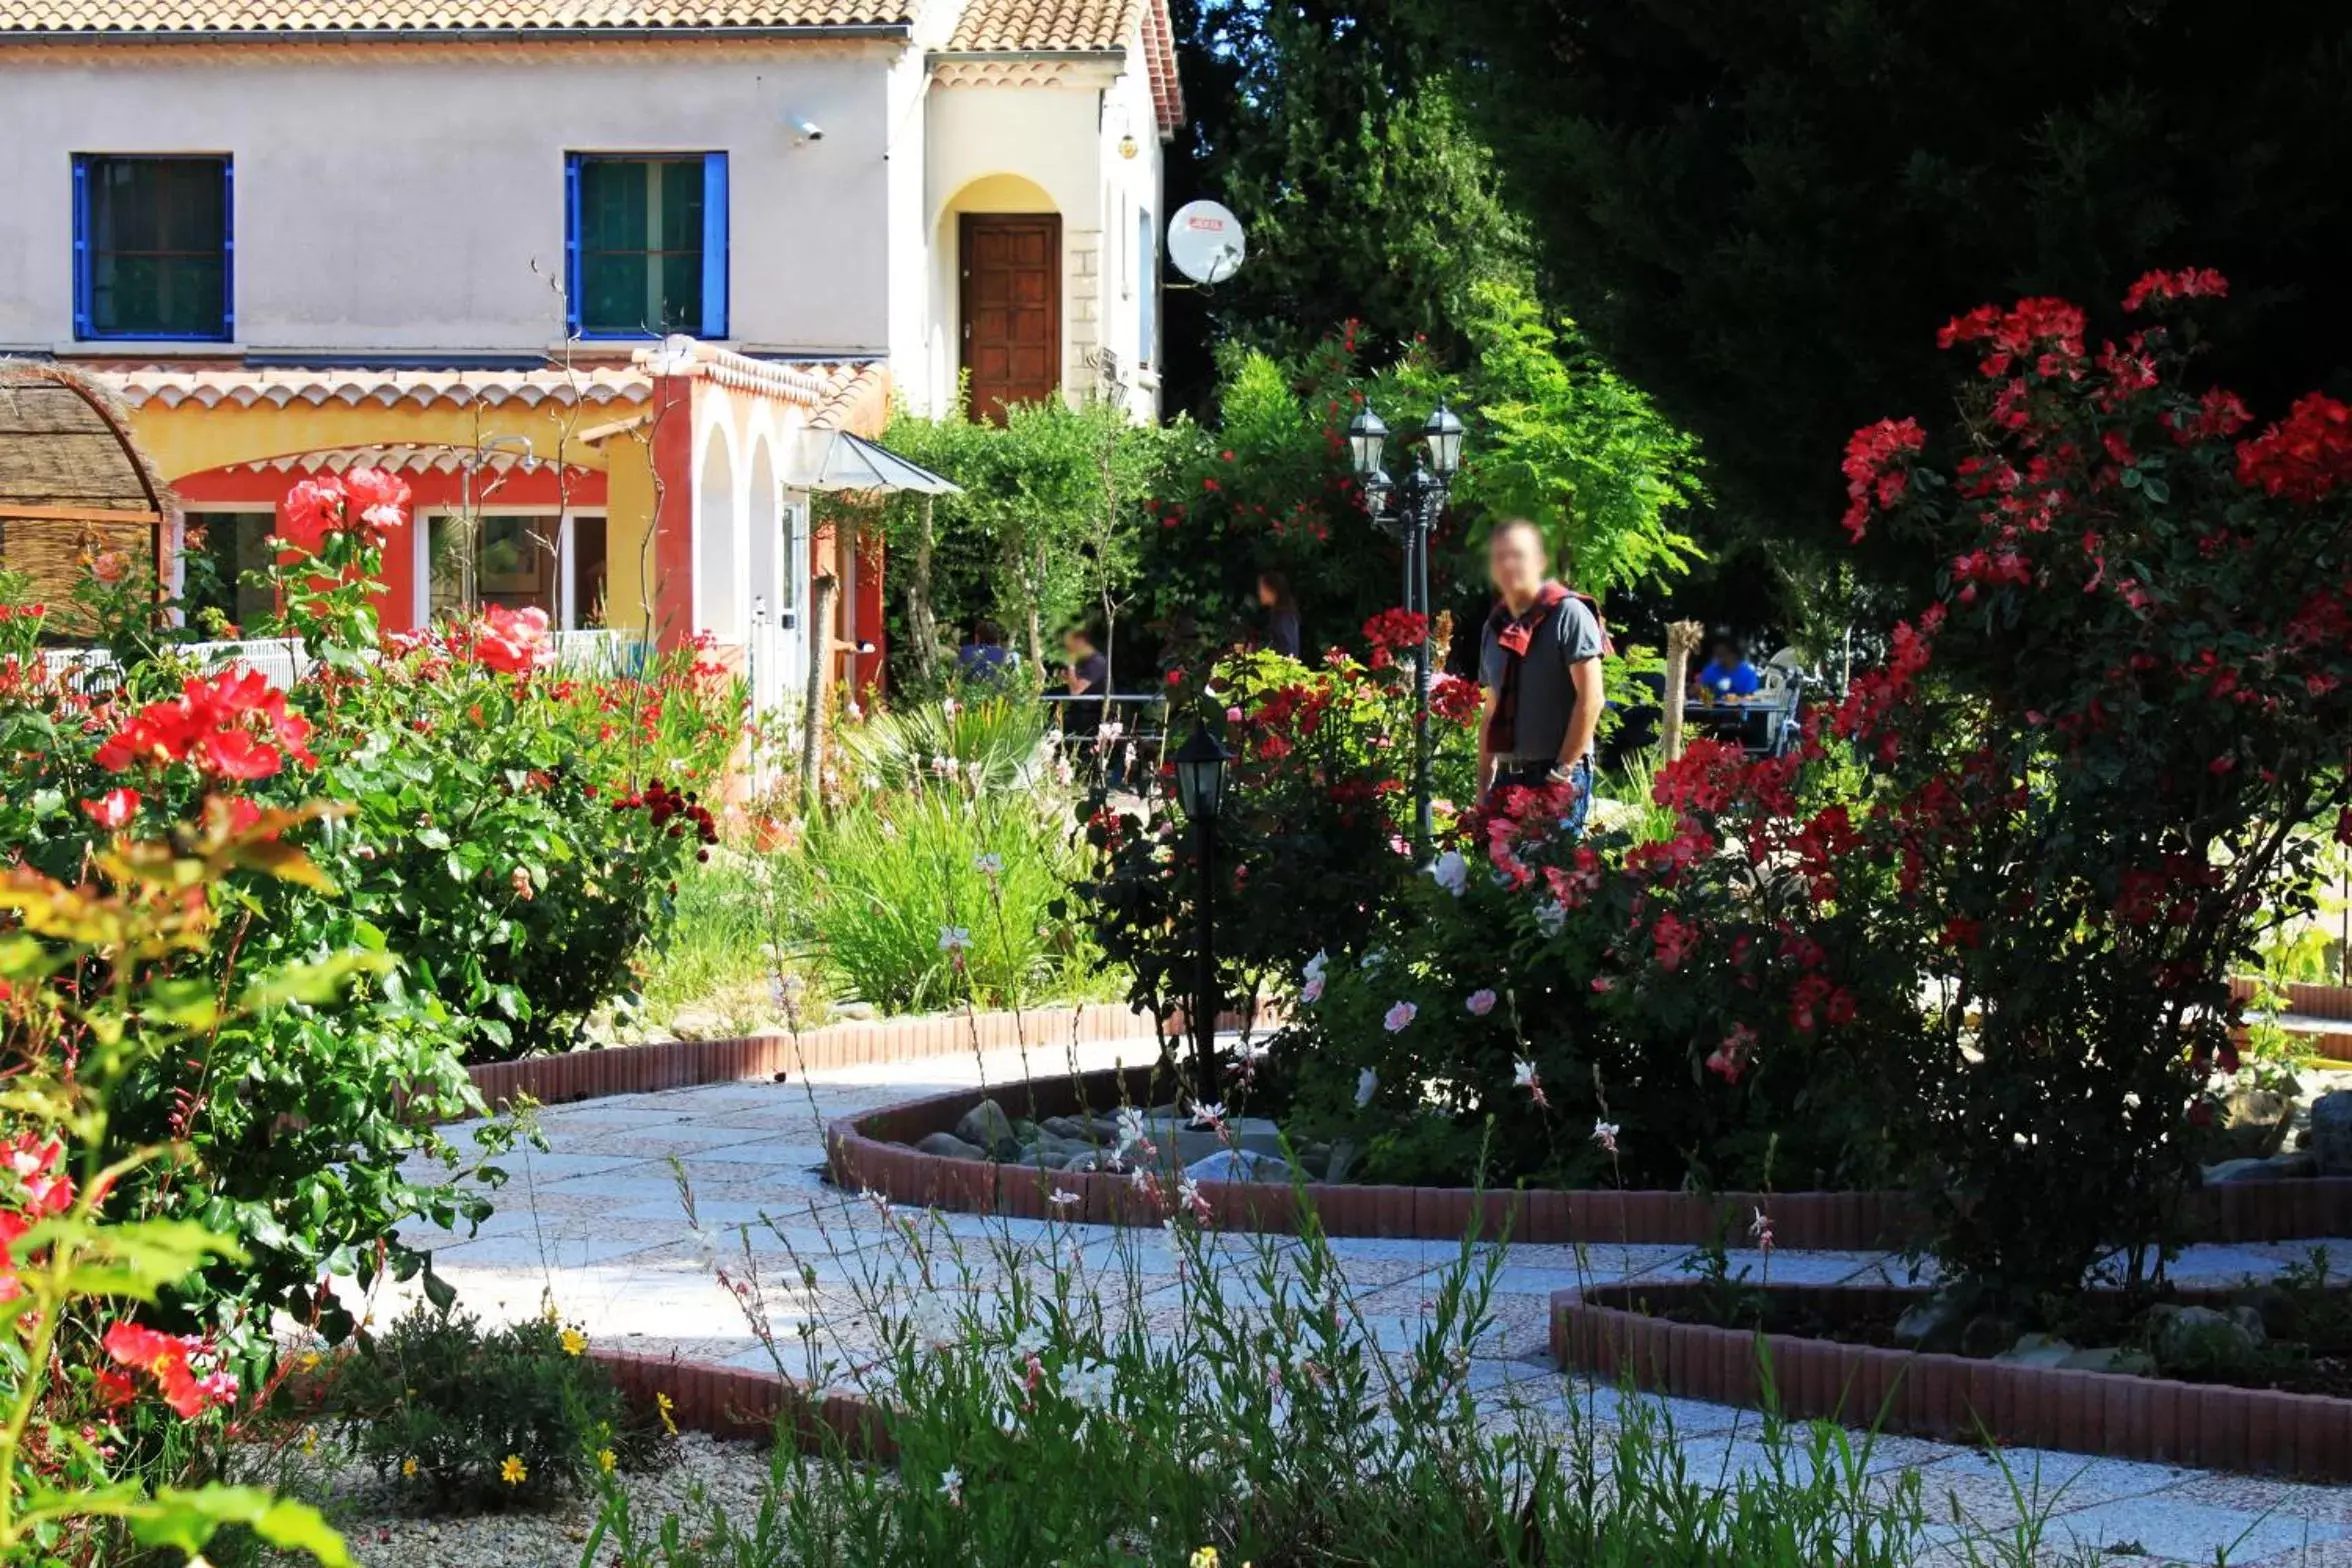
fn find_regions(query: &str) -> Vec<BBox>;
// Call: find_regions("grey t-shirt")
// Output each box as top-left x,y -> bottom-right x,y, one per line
1479,594 -> 1606,763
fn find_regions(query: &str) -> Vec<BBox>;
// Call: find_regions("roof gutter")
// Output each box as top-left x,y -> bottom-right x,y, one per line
0,22 -> 912,45
925,48 -> 1123,64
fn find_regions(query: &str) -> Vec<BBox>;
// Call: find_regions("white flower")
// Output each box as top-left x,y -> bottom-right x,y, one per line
942,697 -> 960,717
687,1224 -> 720,1270
1178,1176 -> 1204,1211
939,1466 -> 963,1503
1188,1100 -> 1227,1128
1115,1106 -> 1148,1155
1532,899 -> 1567,938
938,926 -> 972,954
1591,1120 -> 1619,1156
1355,1067 -> 1379,1108
1303,949 -> 1329,985
973,852 -> 1004,875
1048,1188 -> 1080,1209
1361,946 -> 1389,971
1099,720 -> 1127,745
1514,1060 -> 1541,1091
1060,1359 -> 1116,1412
1427,849 -> 1469,896
1234,1475 -> 1255,1500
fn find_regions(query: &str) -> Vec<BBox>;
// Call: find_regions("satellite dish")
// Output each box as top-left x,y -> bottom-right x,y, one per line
1168,200 -> 1247,286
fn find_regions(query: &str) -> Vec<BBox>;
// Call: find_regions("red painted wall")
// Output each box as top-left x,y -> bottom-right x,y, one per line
169,466 -> 606,634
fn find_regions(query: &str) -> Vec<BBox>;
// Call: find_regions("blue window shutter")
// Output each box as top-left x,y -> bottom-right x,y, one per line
71,156 -> 91,340
219,157 -> 235,340
564,153 -> 583,337
701,152 -> 729,340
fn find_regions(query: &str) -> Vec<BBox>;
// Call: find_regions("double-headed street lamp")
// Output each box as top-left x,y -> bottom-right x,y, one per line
1345,401 -> 1465,852
1173,719 -> 1234,1099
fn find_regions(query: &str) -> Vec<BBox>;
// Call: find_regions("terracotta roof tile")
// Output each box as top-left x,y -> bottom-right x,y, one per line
0,1 -> 910,34
943,0 -> 1136,52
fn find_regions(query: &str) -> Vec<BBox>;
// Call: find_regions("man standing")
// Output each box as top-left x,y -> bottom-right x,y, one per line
1477,518 -> 1606,832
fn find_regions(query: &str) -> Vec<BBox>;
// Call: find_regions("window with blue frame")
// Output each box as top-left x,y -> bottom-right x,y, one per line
73,155 -> 233,342
1137,206 -> 1156,369
566,153 -> 729,340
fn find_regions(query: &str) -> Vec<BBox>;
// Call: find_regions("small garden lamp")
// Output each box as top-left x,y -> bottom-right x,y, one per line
1173,720 -> 1234,1097
1174,720 -> 1233,825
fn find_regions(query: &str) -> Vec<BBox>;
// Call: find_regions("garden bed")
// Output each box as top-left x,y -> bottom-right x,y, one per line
457,1004 -> 1171,1116
1551,1278 -> 2352,1479
830,1068 -> 2352,1245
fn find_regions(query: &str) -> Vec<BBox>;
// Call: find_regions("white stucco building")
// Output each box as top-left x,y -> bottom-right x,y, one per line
0,0 -> 1183,702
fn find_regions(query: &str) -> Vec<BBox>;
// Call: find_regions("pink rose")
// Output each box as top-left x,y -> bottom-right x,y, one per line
1382,1000 -> 1417,1033
1302,976 -> 1325,1004
1465,988 -> 1497,1017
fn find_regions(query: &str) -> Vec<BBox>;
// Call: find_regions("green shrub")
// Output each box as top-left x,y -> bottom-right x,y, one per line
782,785 -> 1103,1014
324,1303 -> 652,1507
835,694 -> 1054,797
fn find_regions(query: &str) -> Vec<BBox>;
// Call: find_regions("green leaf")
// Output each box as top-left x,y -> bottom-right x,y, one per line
30,1216 -> 246,1301
420,1262 -> 458,1315
238,951 -> 393,1012
416,826 -> 453,851
129,1484 -> 355,1566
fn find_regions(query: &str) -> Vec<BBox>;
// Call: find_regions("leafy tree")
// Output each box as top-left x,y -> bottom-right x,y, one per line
1164,0 -> 1535,398
1142,281 -> 1701,672
1414,0 -> 2352,597
843,398 -> 1170,689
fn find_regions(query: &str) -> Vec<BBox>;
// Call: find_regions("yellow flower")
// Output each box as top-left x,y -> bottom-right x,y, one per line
560,1327 -> 588,1357
597,1447 -> 617,1475
500,1454 -> 528,1486
656,1391 -> 678,1435
298,1350 -> 322,1371
1190,1551 -> 1220,1568
299,1429 -> 319,1456
401,1457 -> 418,1479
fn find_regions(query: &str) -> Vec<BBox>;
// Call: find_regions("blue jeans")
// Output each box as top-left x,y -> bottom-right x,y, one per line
1493,757 -> 1592,838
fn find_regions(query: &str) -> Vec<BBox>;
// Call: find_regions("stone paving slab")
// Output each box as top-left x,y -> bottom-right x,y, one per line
371,1037 -> 2352,1566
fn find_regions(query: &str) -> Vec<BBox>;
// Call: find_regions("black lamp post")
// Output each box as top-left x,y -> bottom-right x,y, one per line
1347,400 -> 1465,852
1173,720 -> 1234,1099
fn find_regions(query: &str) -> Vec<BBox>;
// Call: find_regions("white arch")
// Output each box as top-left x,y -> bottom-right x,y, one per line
694,419 -> 744,642
746,432 -> 784,719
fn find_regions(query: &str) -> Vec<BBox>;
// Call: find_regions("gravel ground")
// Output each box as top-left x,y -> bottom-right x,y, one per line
301,1434 -> 777,1568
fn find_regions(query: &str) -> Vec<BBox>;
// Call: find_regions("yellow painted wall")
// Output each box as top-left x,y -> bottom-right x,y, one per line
122,398 -> 657,633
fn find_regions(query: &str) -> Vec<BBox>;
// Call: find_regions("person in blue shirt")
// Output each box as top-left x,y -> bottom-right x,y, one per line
957,619 -> 1018,685
1692,630 -> 1762,698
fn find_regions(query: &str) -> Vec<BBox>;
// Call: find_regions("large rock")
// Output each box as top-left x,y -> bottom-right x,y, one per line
916,1131 -> 988,1162
1131,1113 -> 1286,1166
2204,1149 -> 2317,1185
1184,1149 -> 1297,1185
2150,1303 -> 2266,1371
2207,1087 -> 2295,1161
2312,1090 -> 2352,1175
953,1098 -> 1022,1160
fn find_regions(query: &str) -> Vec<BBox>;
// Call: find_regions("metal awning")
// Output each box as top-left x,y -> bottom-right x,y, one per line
788,429 -> 961,495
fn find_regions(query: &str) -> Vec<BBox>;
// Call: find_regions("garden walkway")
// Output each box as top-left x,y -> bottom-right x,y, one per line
393,1039 -> 2352,1567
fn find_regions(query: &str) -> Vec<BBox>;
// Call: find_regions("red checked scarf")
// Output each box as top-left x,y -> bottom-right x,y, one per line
1483,581 -> 1572,755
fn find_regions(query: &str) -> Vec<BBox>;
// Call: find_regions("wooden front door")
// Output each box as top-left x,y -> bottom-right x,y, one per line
960,214 -> 1061,423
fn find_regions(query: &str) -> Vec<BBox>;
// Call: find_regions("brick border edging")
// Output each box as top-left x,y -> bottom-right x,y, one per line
1549,1279 -> 2352,1480
592,1348 -> 894,1461
827,1066 -> 2352,1245
2231,975 -> 2352,1022
828,1065 -> 1909,1246
456,1004 -> 1170,1116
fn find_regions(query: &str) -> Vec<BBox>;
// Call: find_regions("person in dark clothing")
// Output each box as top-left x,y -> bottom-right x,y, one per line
957,619 -> 1018,685
1257,571 -> 1302,659
1061,626 -> 1109,737
1476,518 -> 1607,832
